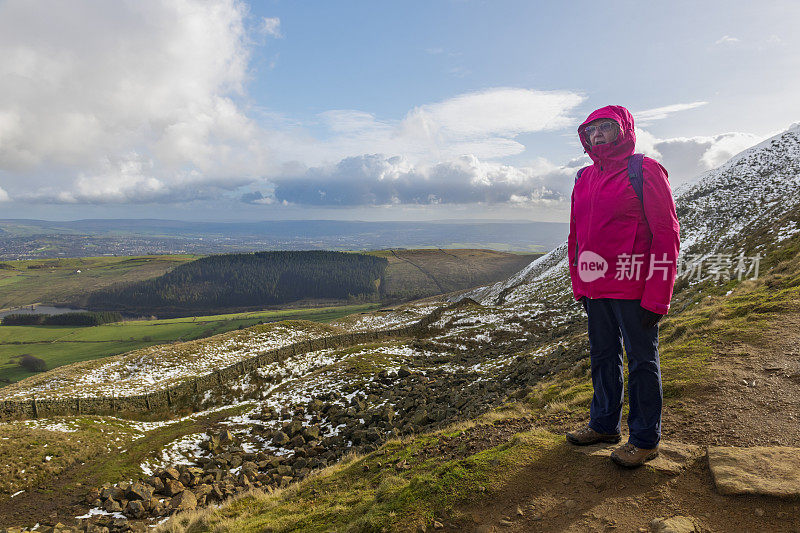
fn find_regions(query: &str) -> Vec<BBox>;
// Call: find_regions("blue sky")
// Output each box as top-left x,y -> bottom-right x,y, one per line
0,0 -> 798,222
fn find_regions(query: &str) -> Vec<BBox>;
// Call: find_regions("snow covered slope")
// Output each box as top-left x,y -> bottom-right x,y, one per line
462,123 -> 800,306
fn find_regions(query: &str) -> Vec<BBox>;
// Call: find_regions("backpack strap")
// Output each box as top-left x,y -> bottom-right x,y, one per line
575,155 -> 644,205
575,166 -> 588,184
627,153 -> 645,204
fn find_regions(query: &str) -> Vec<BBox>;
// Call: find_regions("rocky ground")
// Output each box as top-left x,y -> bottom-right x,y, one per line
0,292 -> 589,533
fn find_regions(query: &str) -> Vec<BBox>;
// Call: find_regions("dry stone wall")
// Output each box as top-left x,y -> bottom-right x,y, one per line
0,300 -> 471,421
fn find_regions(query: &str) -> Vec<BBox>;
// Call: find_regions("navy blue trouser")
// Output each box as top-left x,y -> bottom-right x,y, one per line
583,298 -> 662,449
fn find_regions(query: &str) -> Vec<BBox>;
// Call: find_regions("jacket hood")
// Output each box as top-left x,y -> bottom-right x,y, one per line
578,105 -> 636,167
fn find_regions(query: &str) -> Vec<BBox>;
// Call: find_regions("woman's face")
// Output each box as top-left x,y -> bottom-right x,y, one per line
585,119 -> 619,147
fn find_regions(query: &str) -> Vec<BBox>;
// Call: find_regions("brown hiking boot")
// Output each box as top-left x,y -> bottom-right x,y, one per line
610,442 -> 659,468
565,425 -> 621,446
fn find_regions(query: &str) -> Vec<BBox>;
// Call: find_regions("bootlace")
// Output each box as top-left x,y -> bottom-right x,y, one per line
620,442 -> 638,455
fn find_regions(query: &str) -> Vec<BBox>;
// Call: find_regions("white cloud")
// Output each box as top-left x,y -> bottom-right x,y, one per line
267,153 -> 576,206
0,2 -> 762,212
407,88 -> 583,138
0,0 -> 263,203
635,129 -> 764,186
635,102 -> 708,126
0,0 -> 586,208
0,2 -> 585,210
765,34 -> 782,45
715,35 -> 740,45
260,17 -> 282,38
309,88 -> 586,165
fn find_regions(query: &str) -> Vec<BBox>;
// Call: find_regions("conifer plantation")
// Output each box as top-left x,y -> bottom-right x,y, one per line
83,251 -> 388,315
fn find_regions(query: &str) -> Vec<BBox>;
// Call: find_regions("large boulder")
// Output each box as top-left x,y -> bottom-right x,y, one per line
163,479 -> 185,497
708,446 -> 800,497
126,482 -> 153,501
169,490 -> 197,512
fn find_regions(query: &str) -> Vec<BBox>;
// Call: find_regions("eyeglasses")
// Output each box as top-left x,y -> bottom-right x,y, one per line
584,122 -> 617,137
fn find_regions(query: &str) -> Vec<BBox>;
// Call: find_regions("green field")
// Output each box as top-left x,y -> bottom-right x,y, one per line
0,249 -> 538,385
0,304 -> 379,385
0,255 -> 198,309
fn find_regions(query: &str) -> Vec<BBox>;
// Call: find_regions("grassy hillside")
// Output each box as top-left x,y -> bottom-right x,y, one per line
0,255 -> 197,309
158,235 -> 800,533
0,304 -> 378,385
374,248 -> 538,301
81,250 -> 389,316
0,233 -> 797,530
0,250 -> 538,313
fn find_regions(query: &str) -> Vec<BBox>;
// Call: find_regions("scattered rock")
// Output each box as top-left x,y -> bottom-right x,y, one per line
147,476 -> 164,493
103,497 -> 122,513
272,430 -> 290,447
218,429 -> 236,445
124,499 -> 147,519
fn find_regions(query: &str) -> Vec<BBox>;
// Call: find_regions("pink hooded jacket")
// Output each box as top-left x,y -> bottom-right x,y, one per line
567,105 -> 680,315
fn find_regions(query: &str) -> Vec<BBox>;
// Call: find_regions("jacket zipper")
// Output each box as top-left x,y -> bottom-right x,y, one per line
585,167 -> 600,299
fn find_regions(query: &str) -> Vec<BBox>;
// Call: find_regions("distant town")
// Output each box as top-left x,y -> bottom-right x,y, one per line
0,219 -> 567,259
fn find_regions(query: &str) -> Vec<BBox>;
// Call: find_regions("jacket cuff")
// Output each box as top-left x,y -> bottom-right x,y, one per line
640,299 -> 669,315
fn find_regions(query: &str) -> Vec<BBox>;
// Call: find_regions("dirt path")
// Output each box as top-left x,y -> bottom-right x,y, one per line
661,313 -> 800,448
438,248 -> 462,261
441,313 -> 800,532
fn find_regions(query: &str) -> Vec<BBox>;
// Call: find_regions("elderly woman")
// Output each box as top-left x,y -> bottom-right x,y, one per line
565,105 -> 680,467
